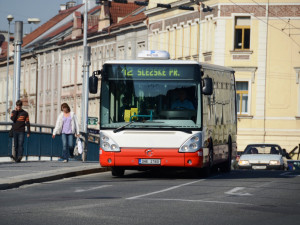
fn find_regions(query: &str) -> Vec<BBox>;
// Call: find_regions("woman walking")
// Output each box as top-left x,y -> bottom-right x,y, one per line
52,103 -> 80,162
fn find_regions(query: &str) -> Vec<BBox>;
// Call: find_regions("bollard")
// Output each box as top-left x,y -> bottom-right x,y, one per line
82,133 -> 88,162
50,128 -> 53,161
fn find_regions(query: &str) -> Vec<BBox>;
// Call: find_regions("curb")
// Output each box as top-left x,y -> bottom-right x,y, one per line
0,167 -> 111,191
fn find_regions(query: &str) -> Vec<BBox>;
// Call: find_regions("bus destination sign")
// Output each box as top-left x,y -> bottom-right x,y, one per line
104,64 -> 199,80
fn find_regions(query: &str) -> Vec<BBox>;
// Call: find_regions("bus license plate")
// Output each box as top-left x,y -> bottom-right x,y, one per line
139,159 -> 161,165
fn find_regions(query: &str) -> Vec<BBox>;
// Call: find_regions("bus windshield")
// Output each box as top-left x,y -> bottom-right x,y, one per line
100,64 -> 201,130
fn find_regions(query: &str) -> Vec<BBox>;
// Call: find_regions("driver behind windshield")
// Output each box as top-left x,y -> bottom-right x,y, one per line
171,89 -> 195,110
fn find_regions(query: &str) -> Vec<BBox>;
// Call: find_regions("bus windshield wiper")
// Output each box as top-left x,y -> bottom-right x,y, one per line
134,124 -> 193,134
113,121 -> 135,133
159,126 -> 193,134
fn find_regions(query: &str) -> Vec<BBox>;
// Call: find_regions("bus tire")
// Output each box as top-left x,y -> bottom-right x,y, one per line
202,139 -> 214,177
222,136 -> 232,173
111,167 -> 125,177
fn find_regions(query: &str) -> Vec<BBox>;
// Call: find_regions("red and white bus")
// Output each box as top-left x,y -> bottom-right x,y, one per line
89,50 -> 237,176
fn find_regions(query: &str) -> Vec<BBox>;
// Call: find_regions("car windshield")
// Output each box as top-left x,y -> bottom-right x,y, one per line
100,79 -> 201,129
244,145 -> 281,155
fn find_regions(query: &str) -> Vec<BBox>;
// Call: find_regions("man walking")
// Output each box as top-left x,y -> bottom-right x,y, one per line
10,100 -> 30,162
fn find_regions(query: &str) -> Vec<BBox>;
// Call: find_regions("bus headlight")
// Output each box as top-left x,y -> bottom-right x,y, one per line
102,142 -> 110,151
179,133 -> 202,153
101,135 -> 109,142
189,143 -> 198,150
100,132 -> 120,152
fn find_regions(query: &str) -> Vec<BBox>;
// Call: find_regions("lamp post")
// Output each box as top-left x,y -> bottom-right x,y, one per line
13,21 -> 23,108
6,15 -> 13,122
12,18 -> 40,109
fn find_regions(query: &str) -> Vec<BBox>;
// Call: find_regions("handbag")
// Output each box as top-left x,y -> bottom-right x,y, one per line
9,128 -> 13,138
77,138 -> 83,154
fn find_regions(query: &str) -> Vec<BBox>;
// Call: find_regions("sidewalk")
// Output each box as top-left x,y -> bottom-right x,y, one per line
0,160 -> 109,190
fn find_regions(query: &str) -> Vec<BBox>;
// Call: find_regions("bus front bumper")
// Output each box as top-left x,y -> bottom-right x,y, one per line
99,148 -> 203,168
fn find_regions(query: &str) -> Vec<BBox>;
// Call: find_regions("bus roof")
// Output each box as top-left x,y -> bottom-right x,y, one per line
103,60 -> 235,73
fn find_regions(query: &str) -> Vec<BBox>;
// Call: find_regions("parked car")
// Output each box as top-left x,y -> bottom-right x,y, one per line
238,144 -> 287,170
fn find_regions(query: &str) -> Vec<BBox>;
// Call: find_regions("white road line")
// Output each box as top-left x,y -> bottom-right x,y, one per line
126,179 -> 206,200
280,172 -> 300,177
225,187 -> 252,196
140,198 -> 254,206
280,172 -> 292,176
75,185 -> 112,193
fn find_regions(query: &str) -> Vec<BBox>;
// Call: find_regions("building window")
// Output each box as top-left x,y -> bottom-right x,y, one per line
236,81 -> 249,115
234,17 -> 250,50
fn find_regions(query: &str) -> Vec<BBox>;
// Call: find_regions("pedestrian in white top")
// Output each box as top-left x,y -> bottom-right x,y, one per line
52,103 -> 80,162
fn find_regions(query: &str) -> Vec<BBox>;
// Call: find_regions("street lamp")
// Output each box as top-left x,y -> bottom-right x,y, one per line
12,18 -> 40,109
27,18 -> 41,24
6,14 -> 14,122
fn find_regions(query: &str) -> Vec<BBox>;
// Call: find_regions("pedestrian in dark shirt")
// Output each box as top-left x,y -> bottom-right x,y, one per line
10,100 -> 30,162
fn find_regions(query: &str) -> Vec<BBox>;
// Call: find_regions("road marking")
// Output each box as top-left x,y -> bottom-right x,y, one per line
280,172 -> 300,177
75,185 -> 112,193
127,179 -> 206,200
225,187 -> 252,196
280,172 -> 292,176
140,198 -> 254,206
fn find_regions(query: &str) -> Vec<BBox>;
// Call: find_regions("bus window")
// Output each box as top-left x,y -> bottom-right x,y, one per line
102,79 -> 200,129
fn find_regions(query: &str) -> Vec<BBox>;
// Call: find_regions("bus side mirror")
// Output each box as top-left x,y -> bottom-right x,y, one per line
89,70 -> 101,94
89,75 -> 98,94
202,77 -> 213,95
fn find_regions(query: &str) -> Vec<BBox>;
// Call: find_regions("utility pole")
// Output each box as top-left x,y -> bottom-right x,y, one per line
81,0 -> 91,161
13,21 -> 23,108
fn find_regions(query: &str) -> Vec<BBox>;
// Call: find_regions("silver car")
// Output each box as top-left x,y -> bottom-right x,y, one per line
238,144 -> 287,170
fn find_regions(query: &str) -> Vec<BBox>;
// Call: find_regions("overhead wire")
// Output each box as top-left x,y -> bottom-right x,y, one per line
250,0 -> 300,30
227,0 -> 300,49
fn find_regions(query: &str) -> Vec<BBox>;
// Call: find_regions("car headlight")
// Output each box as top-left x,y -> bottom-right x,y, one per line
238,160 -> 250,166
179,133 -> 202,153
269,160 -> 280,165
100,132 -> 120,152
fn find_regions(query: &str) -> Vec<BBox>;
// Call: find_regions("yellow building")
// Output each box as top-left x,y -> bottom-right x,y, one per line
146,0 -> 300,155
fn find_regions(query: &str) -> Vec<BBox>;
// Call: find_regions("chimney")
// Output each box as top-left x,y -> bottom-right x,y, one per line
60,4 -> 67,11
72,11 -> 83,39
98,1 -> 110,32
66,1 -> 76,9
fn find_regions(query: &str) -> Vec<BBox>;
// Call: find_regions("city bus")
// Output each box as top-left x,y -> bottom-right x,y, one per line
89,50 -> 237,177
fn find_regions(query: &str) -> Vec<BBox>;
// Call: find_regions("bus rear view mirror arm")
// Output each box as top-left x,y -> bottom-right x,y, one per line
202,77 -> 213,95
89,70 -> 102,94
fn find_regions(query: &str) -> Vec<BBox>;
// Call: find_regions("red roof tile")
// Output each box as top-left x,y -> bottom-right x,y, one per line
110,2 -> 141,25
89,5 -> 101,15
44,21 -> 73,39
109,7 -> 147,31
22,4 -> 83,47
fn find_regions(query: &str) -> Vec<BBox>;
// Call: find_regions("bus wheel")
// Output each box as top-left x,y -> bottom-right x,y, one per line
202,140 -> 214,177
221,137 -> 232,173
111,167 -> 125,177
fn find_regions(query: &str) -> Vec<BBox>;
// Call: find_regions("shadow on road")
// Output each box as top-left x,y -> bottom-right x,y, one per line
115,169 -> 300,180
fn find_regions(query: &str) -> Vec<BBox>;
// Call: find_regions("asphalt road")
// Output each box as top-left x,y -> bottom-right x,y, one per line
0,169 -> 300,225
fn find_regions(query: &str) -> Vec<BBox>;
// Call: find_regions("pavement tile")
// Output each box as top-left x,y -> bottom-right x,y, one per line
0,160 -> 108,190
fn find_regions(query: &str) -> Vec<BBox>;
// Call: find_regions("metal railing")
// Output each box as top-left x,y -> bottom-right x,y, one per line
0,122 -> 100,161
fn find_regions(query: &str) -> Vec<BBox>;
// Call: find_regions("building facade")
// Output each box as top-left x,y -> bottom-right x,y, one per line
1,0 -> 299,154
146,0 -> 300,153
0,1 -> 147,131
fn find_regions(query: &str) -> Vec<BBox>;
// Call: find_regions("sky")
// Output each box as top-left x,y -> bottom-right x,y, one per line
0,0 -> 83,35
